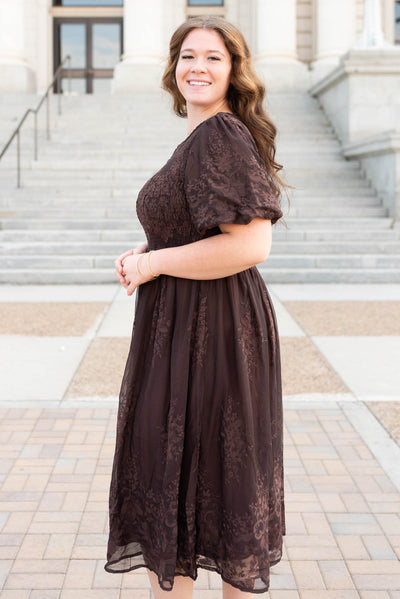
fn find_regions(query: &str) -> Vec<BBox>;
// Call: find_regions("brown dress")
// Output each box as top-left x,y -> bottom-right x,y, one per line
104,112 -> 286,594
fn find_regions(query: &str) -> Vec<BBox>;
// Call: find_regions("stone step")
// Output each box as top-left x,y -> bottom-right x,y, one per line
0,217 -> 394,230
47,132 -> 341,144
289,177 -> 371,188
258,268 -> 400,283
38,140 -> 342,154
282,218 -> 394,229
265,254 -> 400,269
271,241 -> 400,253
0,267 -> 399,284
1,240 -> 400,256
0,230 -> 145,242
22,158 -> 361,171
1,228 -> 399,243
0,178 -> 152,190
0,205 -> 388,219
20,166 -> 366,180
286,168 -> 365,179
0,195 -> 383,209
2,253 -> 400,270
294,229 -> 400,241
0,188 -> 379,202
293,188 -> 376,197
50,127 -> 336,139
1,177 -> 373,192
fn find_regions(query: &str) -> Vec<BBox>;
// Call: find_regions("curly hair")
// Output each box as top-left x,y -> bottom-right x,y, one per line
162,15 -> 291,217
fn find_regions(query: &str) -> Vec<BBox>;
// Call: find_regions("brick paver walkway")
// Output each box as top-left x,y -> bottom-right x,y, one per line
1,283 -> 400,598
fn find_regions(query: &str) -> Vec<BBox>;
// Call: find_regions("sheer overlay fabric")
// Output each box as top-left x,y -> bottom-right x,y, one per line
105,112 -> 286,594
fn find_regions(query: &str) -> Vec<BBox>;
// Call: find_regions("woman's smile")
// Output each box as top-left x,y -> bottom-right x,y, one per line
187,79 -> 212,87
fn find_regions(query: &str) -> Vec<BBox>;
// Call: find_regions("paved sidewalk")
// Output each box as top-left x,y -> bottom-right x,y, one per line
1,283 -> 400,598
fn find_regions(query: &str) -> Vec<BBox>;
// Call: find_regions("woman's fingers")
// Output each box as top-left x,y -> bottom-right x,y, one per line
114,248 -> 150,293
115,249 -> 134,272
115,269 -> 126,285
126,281 -> 137,296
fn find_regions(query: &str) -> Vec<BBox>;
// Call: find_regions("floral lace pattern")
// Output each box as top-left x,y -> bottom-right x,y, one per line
105,113 -> 285,594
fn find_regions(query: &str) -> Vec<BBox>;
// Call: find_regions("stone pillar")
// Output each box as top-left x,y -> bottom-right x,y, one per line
256,0 -> 298,63
112,0 -> 165,93
0,0 -> 36,93
352,0 -> 392,49
311,0 -> 357,85
254,0 -> 309,92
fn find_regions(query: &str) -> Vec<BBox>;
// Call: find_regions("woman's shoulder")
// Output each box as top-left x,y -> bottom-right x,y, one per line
188,111 -> 258,153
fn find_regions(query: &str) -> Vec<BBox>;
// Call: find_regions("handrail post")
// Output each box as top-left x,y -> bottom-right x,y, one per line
0,54 -> 71,188
57,71 -> 61,115
17,130 -> 21,189
34,111 -> 38,161
46,93 -> 50,141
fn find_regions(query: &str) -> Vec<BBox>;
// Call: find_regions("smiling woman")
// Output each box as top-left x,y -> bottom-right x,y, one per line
105,15 -> 287,599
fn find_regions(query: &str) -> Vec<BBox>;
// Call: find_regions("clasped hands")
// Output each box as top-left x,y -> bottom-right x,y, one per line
114,242 -> 156,296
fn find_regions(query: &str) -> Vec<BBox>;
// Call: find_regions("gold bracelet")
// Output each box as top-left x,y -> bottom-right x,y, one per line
136,254 -> 144,277
147,250 -> 159,278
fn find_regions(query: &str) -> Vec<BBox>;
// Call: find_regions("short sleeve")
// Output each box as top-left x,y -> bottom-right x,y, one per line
184,113 -> 283,235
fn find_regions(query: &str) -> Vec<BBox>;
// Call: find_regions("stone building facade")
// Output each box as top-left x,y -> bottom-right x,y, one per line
0,0 -> 399,95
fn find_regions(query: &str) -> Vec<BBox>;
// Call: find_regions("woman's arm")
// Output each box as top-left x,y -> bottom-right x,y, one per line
118,217 -> 272,295
152,217 -> 271,279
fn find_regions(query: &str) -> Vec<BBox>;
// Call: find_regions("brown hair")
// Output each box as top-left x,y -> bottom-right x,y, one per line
162,15 -> 291,218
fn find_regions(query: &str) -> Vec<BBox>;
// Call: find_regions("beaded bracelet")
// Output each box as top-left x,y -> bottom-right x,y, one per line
147,250 -> 159,278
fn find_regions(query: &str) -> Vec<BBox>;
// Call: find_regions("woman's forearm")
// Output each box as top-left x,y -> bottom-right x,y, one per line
150,219 -> 272,280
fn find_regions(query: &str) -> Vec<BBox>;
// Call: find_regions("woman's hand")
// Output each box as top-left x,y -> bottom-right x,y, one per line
114,242 -> 153,295
114,243 -> 148,282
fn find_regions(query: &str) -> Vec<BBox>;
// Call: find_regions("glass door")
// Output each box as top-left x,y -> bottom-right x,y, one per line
54,17 -> 123,93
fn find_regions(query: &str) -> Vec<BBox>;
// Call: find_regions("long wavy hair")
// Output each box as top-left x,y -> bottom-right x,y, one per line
162,15 -> 291,218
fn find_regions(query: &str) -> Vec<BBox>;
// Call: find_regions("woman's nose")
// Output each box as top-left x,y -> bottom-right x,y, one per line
190,59 -> 207,72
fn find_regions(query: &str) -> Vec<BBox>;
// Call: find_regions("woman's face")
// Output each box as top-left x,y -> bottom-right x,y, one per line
175,28 -> 232,114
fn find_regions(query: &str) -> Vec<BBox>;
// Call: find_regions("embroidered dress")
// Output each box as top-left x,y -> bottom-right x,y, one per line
105,112 -> 286,594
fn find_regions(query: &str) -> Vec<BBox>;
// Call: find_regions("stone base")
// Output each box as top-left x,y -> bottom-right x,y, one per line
309,60 -> 341,89
343,130 -> 400,223
309,47 -> 400,144
111,60 -> 165,93
0,61 -> 36,93
254,61 -> 311,93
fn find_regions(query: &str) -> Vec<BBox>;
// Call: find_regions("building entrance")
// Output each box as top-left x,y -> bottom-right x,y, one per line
54,17 -> 123,93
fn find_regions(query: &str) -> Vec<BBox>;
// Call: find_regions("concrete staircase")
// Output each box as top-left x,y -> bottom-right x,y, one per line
0,91 -> 399,283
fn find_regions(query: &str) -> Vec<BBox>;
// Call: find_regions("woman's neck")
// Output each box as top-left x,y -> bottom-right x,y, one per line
186,102 -> 232,136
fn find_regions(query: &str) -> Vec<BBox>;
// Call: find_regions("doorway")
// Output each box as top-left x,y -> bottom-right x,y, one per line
53,17 -> 123,93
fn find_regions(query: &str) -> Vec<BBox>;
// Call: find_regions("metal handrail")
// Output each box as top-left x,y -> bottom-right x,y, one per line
0,55 -> 71,188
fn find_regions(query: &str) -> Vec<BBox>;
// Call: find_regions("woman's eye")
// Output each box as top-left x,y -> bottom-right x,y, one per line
209,56 -> 221,61
181,55 -> 193,60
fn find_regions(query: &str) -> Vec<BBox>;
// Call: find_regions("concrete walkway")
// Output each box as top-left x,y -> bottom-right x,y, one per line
1,282 -> 400,598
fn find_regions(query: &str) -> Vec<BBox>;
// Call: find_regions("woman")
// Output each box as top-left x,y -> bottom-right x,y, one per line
105,15 -> 287,599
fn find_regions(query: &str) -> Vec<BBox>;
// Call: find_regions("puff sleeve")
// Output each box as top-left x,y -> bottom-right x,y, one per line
184,113 -> 283,235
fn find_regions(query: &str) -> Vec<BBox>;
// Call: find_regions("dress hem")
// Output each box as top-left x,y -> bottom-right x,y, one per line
104,549 -> 283,594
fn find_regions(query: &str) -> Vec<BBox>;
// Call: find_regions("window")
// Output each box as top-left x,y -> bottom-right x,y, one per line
53,1 -> 123,6
396,1 -> 400,44
187,0 -> 223,5
54,17 -> 123,94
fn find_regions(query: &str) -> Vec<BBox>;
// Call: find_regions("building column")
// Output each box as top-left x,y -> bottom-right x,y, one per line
311,0 -> 357,84
254,0 -> 309,92
112,0 -> 165,93
352,0 -> 392,49
0,0 -> 35,93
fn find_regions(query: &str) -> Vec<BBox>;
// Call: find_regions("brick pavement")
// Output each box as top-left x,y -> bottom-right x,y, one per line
0,283 -> 400,598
